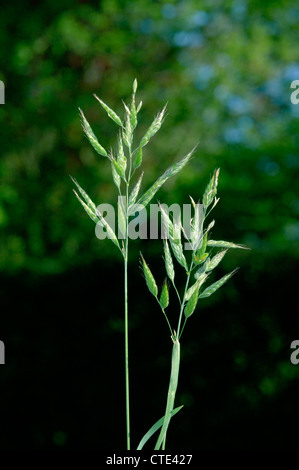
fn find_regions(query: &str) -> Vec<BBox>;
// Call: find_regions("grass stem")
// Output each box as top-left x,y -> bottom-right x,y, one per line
124,181 -> 130,450
176,261 -> 193,339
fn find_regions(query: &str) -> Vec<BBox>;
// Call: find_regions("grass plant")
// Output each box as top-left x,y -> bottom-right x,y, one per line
71,80 -> 248,450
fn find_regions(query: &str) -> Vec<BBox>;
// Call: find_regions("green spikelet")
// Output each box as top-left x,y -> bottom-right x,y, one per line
130,79 -> 138,130
73,190 -> 99,224
205,249 -> 228,272
133,146 -> 142,170
137,148 -> 195,209
95,208 -> 121,250
140,103 -> 167,148
79,108 -> 108,157
159,204 -> 188,272
203,168 -> 220,210
184,284 -> 200,318
118,197 -> 127,238
110,151 -> 126,180
117,136 -> 127,175
185,273 -> 209,301
70,176 -> 97,213
190,197 -> 204,251
93,94 -> 122,126
140,254 -> 158,298
163,240 -> 175,283
193,232 -> 208,265
169,236 -> 188,272
199,269 -> 238,299
128,171 -> 144,207
207,240 -> 249,249
72,186 -> 120,251
111,161 -> 121,189
159,279 -> 169,309
123,106 -> 132,147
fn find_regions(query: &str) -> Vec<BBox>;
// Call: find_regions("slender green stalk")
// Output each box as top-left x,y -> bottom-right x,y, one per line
178,317 -> 187,341
124,137 -> 134,450
160,308 -> 173,337
124,242 -> 130,449
172,281 -> 181,305
176,262 -> 193,339
124,180 -> 130,450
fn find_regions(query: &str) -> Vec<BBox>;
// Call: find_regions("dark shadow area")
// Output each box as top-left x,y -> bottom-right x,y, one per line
0,254 -> 298,450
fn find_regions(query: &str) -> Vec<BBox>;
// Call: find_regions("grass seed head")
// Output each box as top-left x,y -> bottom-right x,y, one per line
203,168 -> 220,209
70,176 -> 97,214
130,88 -> 138,130
169,237 -> 188,271
185,273 -> 209,301
207,240 -> 249,249
93,94 -> 123,127
159,279 -> 169,310
118,198 -> 127,237
124,110 -> 133,147
111,160 -> 121,189
163,240 -> 175,283
184,284 -> 200,318
199,269 -> 238,299
137,149 -> 194,209
117,136 -> 127,174
137,100 -> 142,113
193,232 -> 208,264
193,251 -> 208,266
166,146 -> 197,178
206,249 -> 228,272
133,147 -> 143,170
95,206 -> 121,250
128,171 -> 144,206
73,190 -> 99,224
140,254 -> 158,298
140,103 -> 167,148
79,108 -> 108,157
110,154 -> 126,179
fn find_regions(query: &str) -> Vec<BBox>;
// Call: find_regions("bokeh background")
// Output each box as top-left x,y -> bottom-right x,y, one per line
1,0 -> 299,450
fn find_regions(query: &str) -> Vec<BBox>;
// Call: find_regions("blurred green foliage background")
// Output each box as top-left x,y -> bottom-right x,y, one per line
0,0 -> 299,450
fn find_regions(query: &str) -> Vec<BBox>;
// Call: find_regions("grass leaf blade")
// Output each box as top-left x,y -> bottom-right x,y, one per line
136,406 -> 184,450
155,339 -> 180,450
